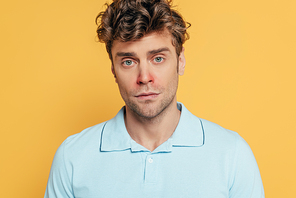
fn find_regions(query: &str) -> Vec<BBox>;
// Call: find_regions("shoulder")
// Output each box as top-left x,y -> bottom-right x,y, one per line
198,117 -> 243,144
197,117 -> 259,172
178,103 -> 247,150
199,118 -> 251,155
65,121 -> 106,144
59,121 -> 107,159
47,121 -> 108,180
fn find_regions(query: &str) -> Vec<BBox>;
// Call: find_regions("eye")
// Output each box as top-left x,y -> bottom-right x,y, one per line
154,57 -> 164,63
122,60 -> 134,66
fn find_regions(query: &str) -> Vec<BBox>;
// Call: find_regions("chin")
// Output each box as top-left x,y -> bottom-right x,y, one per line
128,101 -> 169,120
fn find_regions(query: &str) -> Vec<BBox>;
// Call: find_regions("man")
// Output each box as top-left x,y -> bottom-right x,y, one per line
45,0 -> 264,197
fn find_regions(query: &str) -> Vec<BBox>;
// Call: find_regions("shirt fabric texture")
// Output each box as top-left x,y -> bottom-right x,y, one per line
45,103 -> 264,198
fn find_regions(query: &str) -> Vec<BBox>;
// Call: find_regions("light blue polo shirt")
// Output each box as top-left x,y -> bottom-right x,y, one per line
45,103 -> 264,198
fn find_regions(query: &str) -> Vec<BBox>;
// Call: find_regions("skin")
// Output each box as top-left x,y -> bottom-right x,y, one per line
111,30 -> 186,151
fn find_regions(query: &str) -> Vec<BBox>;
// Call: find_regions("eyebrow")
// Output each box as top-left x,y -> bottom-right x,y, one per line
115,52 -> 137,58
115,47 -> 171,59
147,47 -> 170,56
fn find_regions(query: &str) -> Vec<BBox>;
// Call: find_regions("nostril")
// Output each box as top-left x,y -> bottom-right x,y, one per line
137,74 -> 154,84
138,78 -> 153,84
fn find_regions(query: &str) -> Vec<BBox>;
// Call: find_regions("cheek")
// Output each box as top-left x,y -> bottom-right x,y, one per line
116,76 -> 137,96
159,69 -> 178,84
117,78 -> 130,91
115,69 -> 137,84
117,81 -> 130,101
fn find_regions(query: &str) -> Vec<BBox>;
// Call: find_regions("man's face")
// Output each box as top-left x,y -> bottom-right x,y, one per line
111,31 -> 185,119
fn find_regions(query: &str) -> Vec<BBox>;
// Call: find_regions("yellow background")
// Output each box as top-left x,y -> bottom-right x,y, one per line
1,0 -> 295,197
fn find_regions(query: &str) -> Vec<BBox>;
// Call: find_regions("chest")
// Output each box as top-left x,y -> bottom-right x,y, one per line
71,148 -> 231,198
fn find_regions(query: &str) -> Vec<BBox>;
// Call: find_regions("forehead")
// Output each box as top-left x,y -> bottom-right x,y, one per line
111,31 -> 175,58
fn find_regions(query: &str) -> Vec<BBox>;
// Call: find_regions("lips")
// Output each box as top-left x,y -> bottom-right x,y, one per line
135,92 -> 159,99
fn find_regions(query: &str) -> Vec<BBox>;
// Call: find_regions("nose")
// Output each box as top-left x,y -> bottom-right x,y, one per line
136,63 -> 154,85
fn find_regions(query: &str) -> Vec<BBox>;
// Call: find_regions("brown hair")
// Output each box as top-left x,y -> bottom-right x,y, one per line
96,0 -> 190,60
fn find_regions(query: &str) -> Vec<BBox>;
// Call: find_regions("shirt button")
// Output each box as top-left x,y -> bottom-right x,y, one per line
148,158 -> 153,163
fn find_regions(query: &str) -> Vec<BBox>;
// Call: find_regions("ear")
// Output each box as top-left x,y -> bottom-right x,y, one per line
178,47 -> 186,76
111,64 -> 118,83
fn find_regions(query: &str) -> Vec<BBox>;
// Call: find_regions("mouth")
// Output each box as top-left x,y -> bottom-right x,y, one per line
135,92 -> 159,100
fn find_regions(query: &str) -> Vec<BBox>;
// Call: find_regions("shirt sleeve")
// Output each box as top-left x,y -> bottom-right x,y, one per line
229,135 -> 265,198
44,141 -> 74,198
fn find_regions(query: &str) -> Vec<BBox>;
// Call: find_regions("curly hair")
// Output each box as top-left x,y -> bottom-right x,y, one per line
96,0 -> 190,60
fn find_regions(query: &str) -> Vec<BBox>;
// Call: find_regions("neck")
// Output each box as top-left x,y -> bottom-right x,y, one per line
124,101 -> 181,152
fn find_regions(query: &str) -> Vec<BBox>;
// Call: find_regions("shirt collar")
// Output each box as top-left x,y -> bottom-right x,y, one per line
171,103 -> 204,147
100,102 -> 204,152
